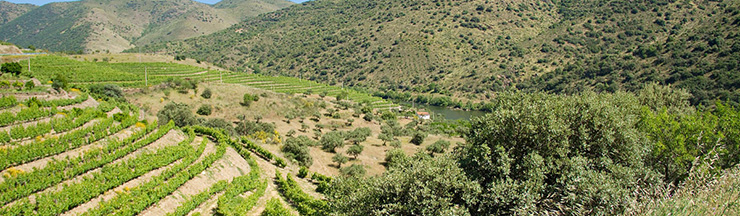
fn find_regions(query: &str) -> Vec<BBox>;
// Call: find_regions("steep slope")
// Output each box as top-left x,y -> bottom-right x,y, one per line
0,0 -> 293,53
144,0 -> 740,106
0,1 -> 37,26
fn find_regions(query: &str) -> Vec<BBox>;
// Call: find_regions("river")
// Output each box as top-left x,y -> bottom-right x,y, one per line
399,102 -> 487,121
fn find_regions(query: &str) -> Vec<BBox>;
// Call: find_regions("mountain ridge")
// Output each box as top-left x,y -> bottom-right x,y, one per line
140,0 -> 740,106
0,0 -> 294,53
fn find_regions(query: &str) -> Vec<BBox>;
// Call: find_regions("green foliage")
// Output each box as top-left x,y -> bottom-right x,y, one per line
320,131 -> 344,152
275,172 -> 329,215
88,84 -> 124,99
216,157 -> 266,216
426,139 -> 450,154
297,166 -> 309,178
346,127 -> 371,145
157,102 -> 196,127
332,153 -> 349,168
24,80 -> 34,90
51,73 -> 68,90
329,155 -> 479,215
238,137 -> 287,168
640,102 -> 740,185
339,164 -> 366,177
0,95 -> 18,109
196,104 -> 212,116
235,119 -> 275,136
346,144 -> 364,159
389,140 -> 401,148
410,131 -> 426,145
283,136 -> 314,167
241,93 -> 259,107
336,91 -> 349,101
261,198 -> 294,216
456,91 -> 661,215
201,88 -> 212,99
384,148 -> 407,168
1,62 -> 21,76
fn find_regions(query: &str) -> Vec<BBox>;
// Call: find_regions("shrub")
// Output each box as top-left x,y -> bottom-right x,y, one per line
196,104 -> 212,116
241,93 -> 259,107
88,84 -> 124,99
283,136 -> 313,167
1,62 -> 21,76
426,140 -> 450,154
25,80 -> 35,90
410,131 -> 426,145
297,167 -> 309,178
201,88 -> 212,99
51,73 -> 68,90
157,102 -> 196,127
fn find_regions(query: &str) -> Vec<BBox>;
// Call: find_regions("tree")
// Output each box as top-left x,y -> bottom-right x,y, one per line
455,91 -> 661,215
332,153 -> 349,168
426,140 -> 450,154
410,131 -> 426,145
346,127 -> 371,145
378,133 -> 393,146
384,148 -> 407,168
283,136 -> 314,167
196,104 -> 212,116
201,88 -> 212,99
346,144 -> 364,159
157,102 -> 197,127
0,62 -> 21,76
51,73 -> 68,90
339,164 -> 366,177
320,131 -> 344,152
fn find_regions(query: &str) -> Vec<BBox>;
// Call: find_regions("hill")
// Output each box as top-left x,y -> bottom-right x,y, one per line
142,0 -> 740,106
0,0 -> 293,53
0,1 -> 36,26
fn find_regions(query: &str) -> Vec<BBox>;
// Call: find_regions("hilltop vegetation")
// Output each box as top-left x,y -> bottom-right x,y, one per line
143,0 -> 740,106
0,1 -> 36,26
0,0 -> 293,53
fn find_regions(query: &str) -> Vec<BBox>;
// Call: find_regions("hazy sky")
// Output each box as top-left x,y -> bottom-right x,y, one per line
3,0 -> 308,5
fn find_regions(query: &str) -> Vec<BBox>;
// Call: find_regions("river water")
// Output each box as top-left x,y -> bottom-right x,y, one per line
398,102 -> 487,121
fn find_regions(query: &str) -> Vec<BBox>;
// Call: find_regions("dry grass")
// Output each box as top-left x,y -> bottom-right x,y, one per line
127,82 -> 465,178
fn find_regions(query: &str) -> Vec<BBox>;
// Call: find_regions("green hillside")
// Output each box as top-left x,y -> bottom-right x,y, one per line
0,0 -> 293,53
0,1 -> 37,26
142,0 -> 740,106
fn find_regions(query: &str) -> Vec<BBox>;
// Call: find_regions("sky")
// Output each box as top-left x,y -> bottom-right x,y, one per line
3,0 -> 308,5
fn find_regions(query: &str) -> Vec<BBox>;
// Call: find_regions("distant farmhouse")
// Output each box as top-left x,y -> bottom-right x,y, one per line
416,111 -> 431,120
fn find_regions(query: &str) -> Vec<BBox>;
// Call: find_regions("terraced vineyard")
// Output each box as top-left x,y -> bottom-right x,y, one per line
25,55 -> 394,109
0,92 -> 318,216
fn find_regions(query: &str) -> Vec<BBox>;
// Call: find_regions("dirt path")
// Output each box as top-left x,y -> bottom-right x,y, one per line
139,145 -> 252,216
